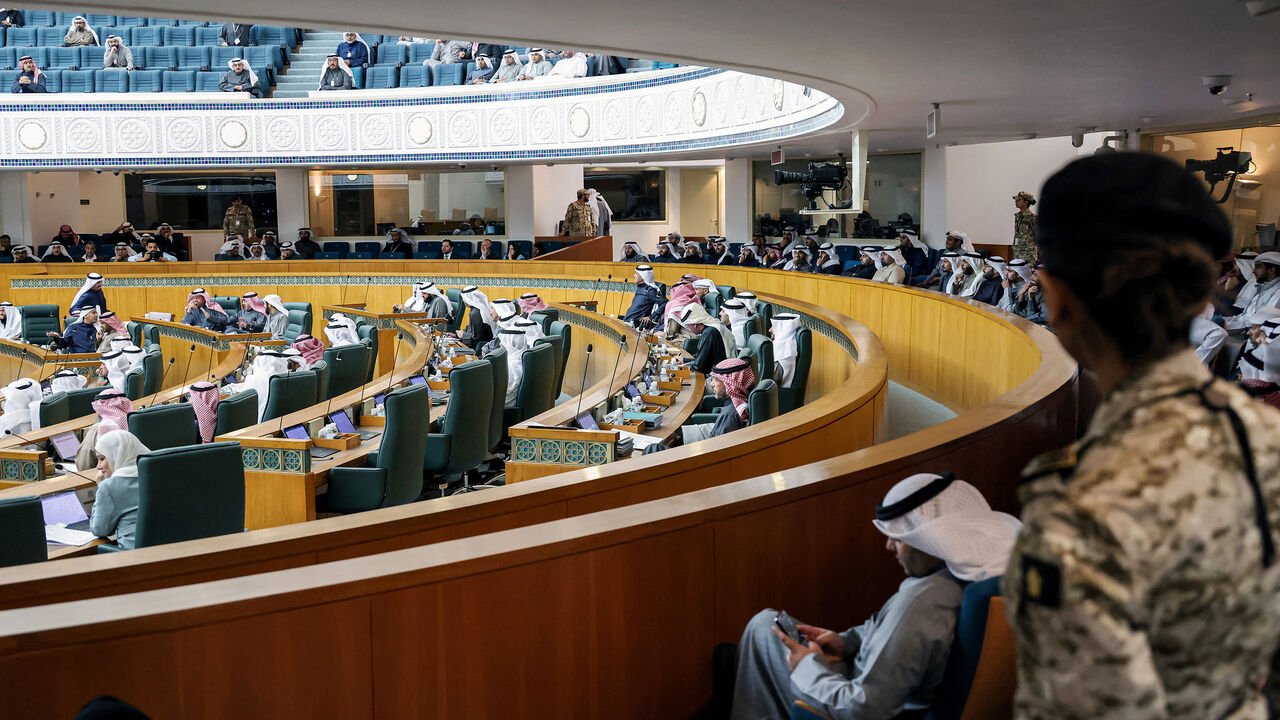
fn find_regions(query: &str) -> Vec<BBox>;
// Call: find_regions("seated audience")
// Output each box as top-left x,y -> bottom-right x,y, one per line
476,238 -> 499,260
70,272 -> 107,315
63,16 -> 98,47
336,32 -> 371,68
873,248 -> 906,285
88,430 -> 150,550
1190,304 -> 1228,367
11,56 -> 46,93
259,231 -> 280,259
10,245 -> 34,262
295,228 -> 321,258
0,234 -> 11,258
518,48 -> 552,80
505,243 -> 526,260
52,224 -> 82,247
489,49 -> 521,82
278,241 -> 299,260
1226,251 -> 1280,332
0,302 -> 22,341
104,222 -> 139,246
680,241 -> 705,264
439,239 -> 458,259
728,472 -> 1019,720
96,310 -> 127,352
467,53 -> 496,84
720,299 -> 751,348
547,50 -> 588,79
971,257 -> 1004,305
1238,316 -> 1280,408
79,241 -> 103,263
246,241 -> 269,261
384,228 -> 413,256
782,247 -> 811,273
153,223 -> 178,253
1236,307 -> 1280,379
761,247 -> 783,270
129,236 -> 175,262
0,9 -> 23,27
998,259 -> 1031,313
107,242 -> 133,262
319,54 -> 354,90
425,39 -> 470,67
681,357 -> 756,443
706,237 -> 733,266
219,58 -> 263,98
458,286 -> 497,347
624,265 -> 667,327
814,243 -> 841,275
219,21 -> 252,48
41,241 -> 73,263
738,246 -> 760,268
918,232 -> 966,288
218,237 -> 247,260
897,231 -> 927,276
652,241 -> 678,263
948,253 -> 984,297
102,35 -> 134,70
1012,270 -> 1048,324
234,292 -> 268,333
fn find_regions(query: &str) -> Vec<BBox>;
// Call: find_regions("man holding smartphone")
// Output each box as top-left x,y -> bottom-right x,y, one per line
725,473 -> 1020,720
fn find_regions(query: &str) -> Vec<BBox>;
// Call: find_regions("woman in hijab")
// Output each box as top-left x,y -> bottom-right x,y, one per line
89,430 -> 151,550
498,328 -> 528,407
0,302 -> 23,341
75,389 -> 134,471
0,379 -> 40,437
234,292 -> 268,333
262,294 -> 289,340
458,286 -> 497,348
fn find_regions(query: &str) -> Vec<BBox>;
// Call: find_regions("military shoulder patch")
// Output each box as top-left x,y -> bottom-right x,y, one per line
1021,555 -> 1062,608
1020,445 -> 1078,484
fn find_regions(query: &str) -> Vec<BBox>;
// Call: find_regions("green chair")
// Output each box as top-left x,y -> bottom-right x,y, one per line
126,320 -> 143,347
214,390 -> 259,436
283,309 -> 311,344
687,379 -> 778,428
262,370 -> 319,422
124,367 -> 145,401
702,292 -> 724,318
323,384 -> 430,513
141,347 -> 164,396
423,360 -> 493,492
100,442 -> 245,551
0,497 -> 46,567
38,391 -> 70,428
550,320 -> 572,396
483,348 -> 508,452
322,344 -> 369,399
445,288 -> 465,333
310,360 -> 329,403
757,302 -> 775,327
19,304 -> 60,346
740,333 -> 774,385
715,284 -> 736,301
127,403 -> 199,450
64,386 -> 107,419
777,327 -> 812,414
534,335 -> 565,404
503,343 -> 556,428
356,325 -> 378,382
530,308 -> 559,335
213,296 -> 240,314
744,314 -> 765,341
141,324 -> 160,347
283,301 -> 312,316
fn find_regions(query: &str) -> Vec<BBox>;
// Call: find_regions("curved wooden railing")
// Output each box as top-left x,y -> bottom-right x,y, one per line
0,265 -> 885,609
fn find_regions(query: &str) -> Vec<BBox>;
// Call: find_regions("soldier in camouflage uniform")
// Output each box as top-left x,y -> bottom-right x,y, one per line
1011,190 -> 1037,263
562,188 -> 597,237
1004,153 -> 1280,720
222,196 -> 255,241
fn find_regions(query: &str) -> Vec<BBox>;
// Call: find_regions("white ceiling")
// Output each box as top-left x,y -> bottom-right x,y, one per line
30,0 -> 1280,159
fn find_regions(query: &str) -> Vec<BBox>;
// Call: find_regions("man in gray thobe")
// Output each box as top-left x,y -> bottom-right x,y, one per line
424,39 -> 470,67
218,58 -> 262,98
518,48 -> 552,80
318,54 -> 354,91
729,473 -> 1021,720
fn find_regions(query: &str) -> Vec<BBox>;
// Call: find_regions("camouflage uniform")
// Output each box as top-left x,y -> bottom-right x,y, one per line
562,201 -> 596,237
1004,348 -> 1280,720
222,204 -> 255,240
1012,210 -> 1037,263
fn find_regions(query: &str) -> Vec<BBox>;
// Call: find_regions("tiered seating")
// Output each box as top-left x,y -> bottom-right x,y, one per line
0,11 -> 300,93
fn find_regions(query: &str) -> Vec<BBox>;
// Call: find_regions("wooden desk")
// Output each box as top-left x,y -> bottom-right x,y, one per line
320,304 -> 441,377
46,538 -> 103,560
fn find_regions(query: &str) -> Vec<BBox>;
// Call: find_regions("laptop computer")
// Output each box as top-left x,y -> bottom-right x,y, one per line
42,490 -> 90,532
408,375 -> 427,385
49,431 -> 81,462
576,412 -> 600,431
284,424 -> 338,459
329,409 -> 380,441
625,383 -> 642,400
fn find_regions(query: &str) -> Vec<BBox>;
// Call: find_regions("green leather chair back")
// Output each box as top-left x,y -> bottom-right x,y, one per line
484,348 -> 507,450
127,403 -> 199,450
124,367 -> 145,401
757,302 -> 775,326
133,442 -> 244,548
213,296 -> 240,313
702,292 -> 723,318
513,343 -> 556,422
310,360 -> 329,403
0,497 -> 46,567
745,314 -> 765,341
142,324 -> 160,347
356,325 -> 378,382
262,370 -> 319,422
322,344 -> 369,400
126,320 -> 143,347
283,309 -> 311,344
778,326 -> 812,414
533,335 -> 564,400
19,304 -> 60,346
375,384 -> 430,506
64,386 -> 107,419
214,390 -> 259,436
428,359 -> 492,475
445,287 -> 465,333
283,301 -> 312,315
747,379 -> 779,426
740,333 -> 774,385
141,348 -> 163,396
550,320 -> 572,394
530,308 -> 559,335
38,391 -> 71,428
715,284 -> 736,301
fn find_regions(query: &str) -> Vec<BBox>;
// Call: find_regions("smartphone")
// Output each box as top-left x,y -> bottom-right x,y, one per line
774,610 -> 802,644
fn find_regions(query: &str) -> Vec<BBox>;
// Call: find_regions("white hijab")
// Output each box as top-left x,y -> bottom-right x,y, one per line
96,429 -> 150,479
0,302 -> 23,341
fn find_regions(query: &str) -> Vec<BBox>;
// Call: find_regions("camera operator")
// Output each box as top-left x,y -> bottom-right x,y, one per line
127,234 -> 175,262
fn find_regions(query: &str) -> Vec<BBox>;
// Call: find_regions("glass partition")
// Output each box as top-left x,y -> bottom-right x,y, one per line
124,172 -> 278,232
307,169 -> 507,237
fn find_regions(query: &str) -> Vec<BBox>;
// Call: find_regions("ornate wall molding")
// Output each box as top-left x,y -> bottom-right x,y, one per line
0,68 -> 841,168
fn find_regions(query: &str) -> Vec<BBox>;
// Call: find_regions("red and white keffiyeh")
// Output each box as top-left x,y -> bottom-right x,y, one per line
91,390 -> 133,431
292,334 -> 325,366
518,292 -> 548,314
189,382 -> 221,442
241,292 -> 267,314
188,288 -> 228,316
711,357 -> 756,420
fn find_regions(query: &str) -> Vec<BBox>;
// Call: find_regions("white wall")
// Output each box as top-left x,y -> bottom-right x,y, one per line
530,164 -> 585,236
275,168 -> 309,242
27,172 -> 82,246
943,133 -> 1107,248
921,144 -> 947,248
0,173 -> 30,245
723,158 -> 751,243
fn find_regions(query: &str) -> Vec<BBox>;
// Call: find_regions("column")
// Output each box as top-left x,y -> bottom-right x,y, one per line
722,158 -> 751,242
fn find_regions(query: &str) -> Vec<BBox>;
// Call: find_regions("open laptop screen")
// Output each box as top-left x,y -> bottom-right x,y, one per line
329,409 -> 358,435
283,424 -> 310,441
42,491 -> 88,526
49,431 -> 81,460
576,412 -> 599,431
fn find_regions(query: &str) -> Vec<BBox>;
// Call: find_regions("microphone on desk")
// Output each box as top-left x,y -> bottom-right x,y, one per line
586,276 -> 602,312
5,427 -> 45,447
359,276 -> 372,311
179,343 -> 197,387
321,354 -> 342,427
141,357 -> 176,408
382,333 -> 403,409
572,343 -> 594,425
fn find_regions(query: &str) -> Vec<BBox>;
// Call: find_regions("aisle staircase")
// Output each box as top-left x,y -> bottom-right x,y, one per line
272,30 -> 347,98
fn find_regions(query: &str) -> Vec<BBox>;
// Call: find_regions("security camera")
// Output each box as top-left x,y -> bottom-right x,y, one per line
1071,133 -> 1084,148
457,162 -> 467,169
1203,75 -> 1232,96
94,169 -> 102,174
112,170 -> 120,176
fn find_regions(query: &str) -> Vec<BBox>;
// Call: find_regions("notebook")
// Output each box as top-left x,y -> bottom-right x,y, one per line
329,409 -> 380,441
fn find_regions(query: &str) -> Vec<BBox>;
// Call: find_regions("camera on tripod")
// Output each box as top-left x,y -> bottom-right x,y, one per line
774,154 -> 850,211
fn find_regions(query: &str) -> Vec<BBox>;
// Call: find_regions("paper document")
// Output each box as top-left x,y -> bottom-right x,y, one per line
45,525 -> 97,546
615,430 -> 663,450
